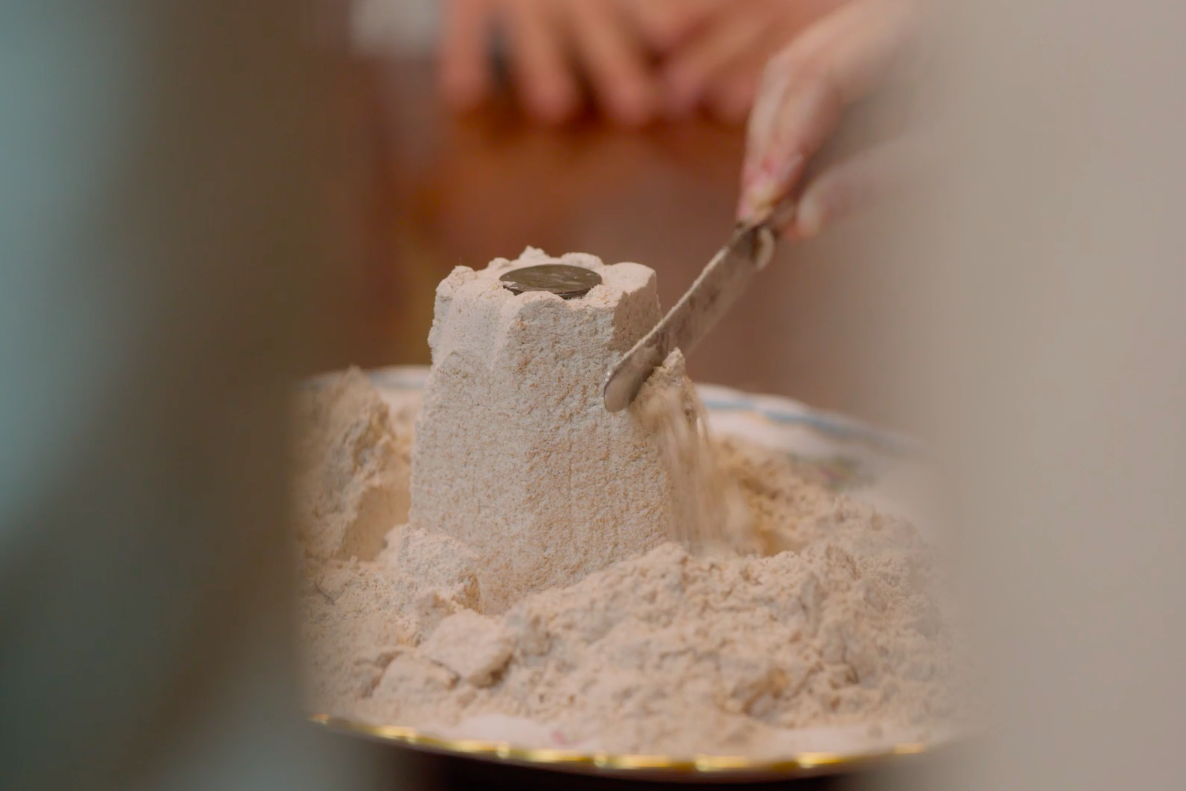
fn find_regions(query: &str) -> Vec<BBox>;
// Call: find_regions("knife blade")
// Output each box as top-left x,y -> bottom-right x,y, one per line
603,221 -> 777,412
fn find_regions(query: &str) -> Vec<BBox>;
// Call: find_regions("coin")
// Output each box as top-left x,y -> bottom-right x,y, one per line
499,264 -> 603,299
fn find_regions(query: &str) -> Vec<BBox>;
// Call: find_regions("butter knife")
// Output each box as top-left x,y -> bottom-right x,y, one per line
603,221 -> 778,412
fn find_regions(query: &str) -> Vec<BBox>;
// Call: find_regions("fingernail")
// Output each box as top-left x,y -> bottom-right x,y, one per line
740,154 -> 804,220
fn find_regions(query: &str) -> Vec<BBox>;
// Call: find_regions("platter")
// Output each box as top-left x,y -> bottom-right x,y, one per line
311,712 -> 938,782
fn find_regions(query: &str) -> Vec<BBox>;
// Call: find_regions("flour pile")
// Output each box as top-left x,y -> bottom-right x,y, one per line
297,250 -> 959,757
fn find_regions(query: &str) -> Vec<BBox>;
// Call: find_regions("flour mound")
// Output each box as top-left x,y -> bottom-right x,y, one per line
296,251 -> 959,757
381,527 -> 482,612
421,611 -> 513,687
297,372 -> 959,756
343,503 -> 955,756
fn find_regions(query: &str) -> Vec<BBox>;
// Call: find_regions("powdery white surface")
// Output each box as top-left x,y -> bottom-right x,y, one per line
294,367 -> 414,562
347,514 -> 957,758
296,251 -> 961,758
410,248 -> 696,612
420,611 -> 513,686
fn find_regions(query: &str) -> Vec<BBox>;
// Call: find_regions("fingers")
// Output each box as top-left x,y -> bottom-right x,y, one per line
505,0 -> 580,124
624,0 -> 718,53
738,77 -> 839,222
702,0 -> 848,125
439,0 -> 495,111
783,133 -> 924,240
564,0 -> 660,126
701,22 -> 790,126
700,33 -> 778,126
739,0 -> 919,223
660,9 -> 769,119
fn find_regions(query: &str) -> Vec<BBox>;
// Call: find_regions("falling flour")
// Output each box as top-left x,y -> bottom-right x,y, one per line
296,249 -> 960,757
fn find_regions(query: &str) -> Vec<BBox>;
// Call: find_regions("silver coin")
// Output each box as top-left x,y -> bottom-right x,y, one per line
499,264 -> 603,299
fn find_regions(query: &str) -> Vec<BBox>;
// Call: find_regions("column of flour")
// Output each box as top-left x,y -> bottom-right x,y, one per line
409,248 -> 696,612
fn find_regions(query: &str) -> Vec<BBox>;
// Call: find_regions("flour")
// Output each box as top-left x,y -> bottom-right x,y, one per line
295,368 -> 412,561
295,250 -> 960,757
420,611 -> 514,687
410,249 -> 697,612
634,356 -> 759,554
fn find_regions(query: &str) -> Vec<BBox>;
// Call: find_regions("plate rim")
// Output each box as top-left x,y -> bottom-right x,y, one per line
309,713 -> 942,781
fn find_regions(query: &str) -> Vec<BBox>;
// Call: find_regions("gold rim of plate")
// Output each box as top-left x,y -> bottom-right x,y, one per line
309,714 -> 934,780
